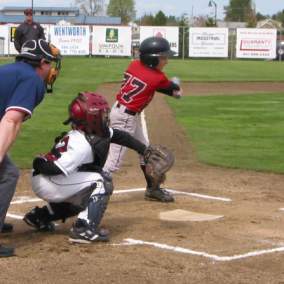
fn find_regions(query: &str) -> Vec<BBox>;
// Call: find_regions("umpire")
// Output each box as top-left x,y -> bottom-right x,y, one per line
14,8 -> 46,53
0,39 -> 61,257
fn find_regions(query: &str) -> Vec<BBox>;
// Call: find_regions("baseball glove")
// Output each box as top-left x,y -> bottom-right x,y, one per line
143,145 -> 175,187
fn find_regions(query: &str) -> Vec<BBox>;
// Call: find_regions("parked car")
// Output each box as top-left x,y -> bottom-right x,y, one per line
276,41 -> 284,60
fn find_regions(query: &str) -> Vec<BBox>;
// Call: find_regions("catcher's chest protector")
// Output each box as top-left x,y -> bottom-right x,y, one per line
86,134 -> 111,169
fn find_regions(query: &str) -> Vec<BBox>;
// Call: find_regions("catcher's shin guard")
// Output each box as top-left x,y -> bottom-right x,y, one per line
87,194 -> 110,229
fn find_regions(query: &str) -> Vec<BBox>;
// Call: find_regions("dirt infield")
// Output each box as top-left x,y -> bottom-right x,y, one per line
1,82 -> 284,284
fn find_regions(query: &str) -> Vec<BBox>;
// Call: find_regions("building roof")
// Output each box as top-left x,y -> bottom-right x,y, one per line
217,21 -> 247,29
257,19 -> 282,29
1,6 -> 79,12
0,14 -> 121,25
0,6 -> 121,25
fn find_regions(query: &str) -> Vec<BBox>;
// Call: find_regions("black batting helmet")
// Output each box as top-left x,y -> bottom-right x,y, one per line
139,36 -> 175,68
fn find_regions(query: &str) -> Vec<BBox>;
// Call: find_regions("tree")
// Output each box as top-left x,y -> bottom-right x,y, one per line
154,10 -> 167,26
224,0 -> 253,22
139,14 -> 155,25
75,0 -> 104,16
206,17 -> 215,27
167,15 -> 179,26
107,0 -> 136,24
272,10 -> 284,26
256,12 -> 266,21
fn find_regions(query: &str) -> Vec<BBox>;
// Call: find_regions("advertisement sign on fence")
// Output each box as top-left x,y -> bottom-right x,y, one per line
140,26 -> 179,55
50,25 -> 90,55
236,28 -> 277,59
92,26 -> 131,56
0,25 -> 8,55
189,27 -> 229,58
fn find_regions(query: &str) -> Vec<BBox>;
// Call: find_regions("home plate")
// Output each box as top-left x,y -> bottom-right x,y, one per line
159,209 -> 223,222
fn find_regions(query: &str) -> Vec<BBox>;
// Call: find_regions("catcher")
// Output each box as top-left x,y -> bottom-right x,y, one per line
23,92 -> 174,243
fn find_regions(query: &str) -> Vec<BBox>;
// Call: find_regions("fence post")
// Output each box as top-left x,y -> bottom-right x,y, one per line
182,26 -> 185,60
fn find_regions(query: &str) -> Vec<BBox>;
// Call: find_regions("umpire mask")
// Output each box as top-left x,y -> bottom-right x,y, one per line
17,39 -> 62,93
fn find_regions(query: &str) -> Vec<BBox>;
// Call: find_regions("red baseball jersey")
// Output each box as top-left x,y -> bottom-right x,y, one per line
116,60 -> 171,113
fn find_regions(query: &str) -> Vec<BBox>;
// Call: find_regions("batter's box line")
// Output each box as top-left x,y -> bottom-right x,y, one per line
10,188 -> 231,205
114,238 -> 284,262
7,213 -> 284,261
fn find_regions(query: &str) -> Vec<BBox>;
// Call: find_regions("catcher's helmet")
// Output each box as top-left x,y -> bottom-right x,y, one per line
16,39 -> 62,92
139,36 -> 175,68
64,92 -> 110,137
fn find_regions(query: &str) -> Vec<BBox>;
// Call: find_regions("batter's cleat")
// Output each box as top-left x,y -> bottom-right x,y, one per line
145,188 -> 175,202
1,223 -> 13,233
69,219 -> 109,244
23,207 -> 55,232
0,244 -> 15,257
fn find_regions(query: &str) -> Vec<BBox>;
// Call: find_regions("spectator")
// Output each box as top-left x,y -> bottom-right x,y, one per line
14,8 -> 46,53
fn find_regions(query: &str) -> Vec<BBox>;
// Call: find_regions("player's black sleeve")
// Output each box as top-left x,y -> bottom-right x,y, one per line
38,24 -> 46,40
111,129 -> 146,155
157,82 -> 180,96
14,26 -> 23,53
33,157 -> 63,175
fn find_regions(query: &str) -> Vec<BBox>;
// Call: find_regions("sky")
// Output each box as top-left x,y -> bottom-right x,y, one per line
0,0 -> 283,19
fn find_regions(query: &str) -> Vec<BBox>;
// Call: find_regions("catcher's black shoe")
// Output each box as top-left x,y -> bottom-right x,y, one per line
23,207 -> 55,232
0,244 -> 15,257
145,188 -> 175,202
69,219 -> 109,244
1,223 -> 13,233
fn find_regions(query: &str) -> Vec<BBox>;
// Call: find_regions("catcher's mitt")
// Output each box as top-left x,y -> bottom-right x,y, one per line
143,145 -> 175,187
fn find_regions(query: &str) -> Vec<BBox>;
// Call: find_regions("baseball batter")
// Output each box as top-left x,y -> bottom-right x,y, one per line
103,36 -> 182,203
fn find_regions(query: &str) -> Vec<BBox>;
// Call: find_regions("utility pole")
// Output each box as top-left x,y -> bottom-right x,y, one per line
208,0 -> 217,26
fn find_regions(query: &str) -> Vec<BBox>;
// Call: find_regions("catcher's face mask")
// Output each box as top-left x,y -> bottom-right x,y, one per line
45,44 -> 62,93
64,92 -> 110,137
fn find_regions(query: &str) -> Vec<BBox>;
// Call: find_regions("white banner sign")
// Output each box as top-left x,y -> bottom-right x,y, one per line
0,25 -> 9,55
50,25 -> 90,55
0,24 -> 50,55
189,27 -> 228,58
92,26 -> 131,56
140,26 -> 179,55
236,28 -> 277,59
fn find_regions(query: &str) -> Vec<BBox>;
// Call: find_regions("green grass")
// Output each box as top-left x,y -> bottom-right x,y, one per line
168,93 -> 284,173
1,57 -> 284,170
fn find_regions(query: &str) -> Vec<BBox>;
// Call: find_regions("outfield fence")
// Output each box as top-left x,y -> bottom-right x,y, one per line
0,24 -> 283,61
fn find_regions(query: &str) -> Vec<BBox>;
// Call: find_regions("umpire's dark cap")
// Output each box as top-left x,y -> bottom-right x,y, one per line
16,39 -> 57,63
24,8 -> 33,15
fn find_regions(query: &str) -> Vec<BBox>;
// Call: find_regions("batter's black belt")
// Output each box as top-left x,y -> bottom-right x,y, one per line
116,103 -> 137,116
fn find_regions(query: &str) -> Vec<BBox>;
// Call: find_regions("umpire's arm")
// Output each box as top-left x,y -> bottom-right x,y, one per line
14,27 -> 23,53
0,110 -> 24,163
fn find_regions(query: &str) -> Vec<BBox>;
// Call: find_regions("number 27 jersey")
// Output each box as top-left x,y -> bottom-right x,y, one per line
116,60 -> 171,113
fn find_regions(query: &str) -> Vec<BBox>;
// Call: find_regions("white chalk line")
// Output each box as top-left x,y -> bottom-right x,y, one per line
10,188 -> 231,205
279,208 -> 284,211
7,203 -> 284,262
116,238 -> 284,262
11,197 -> 42,205
6,213 -> 24,220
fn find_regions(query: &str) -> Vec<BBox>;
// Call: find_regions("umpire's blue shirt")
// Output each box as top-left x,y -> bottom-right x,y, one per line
0,61 -> 45,120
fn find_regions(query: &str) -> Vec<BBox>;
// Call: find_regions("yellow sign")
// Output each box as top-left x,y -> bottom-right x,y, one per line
10,27 -> 17,42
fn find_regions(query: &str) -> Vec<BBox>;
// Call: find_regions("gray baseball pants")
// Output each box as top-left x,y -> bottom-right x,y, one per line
0,155 -> 19,230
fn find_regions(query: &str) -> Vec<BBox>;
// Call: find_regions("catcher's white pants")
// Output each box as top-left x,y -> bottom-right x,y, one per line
103,101 -> 149,173
31,171 -> 105,205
